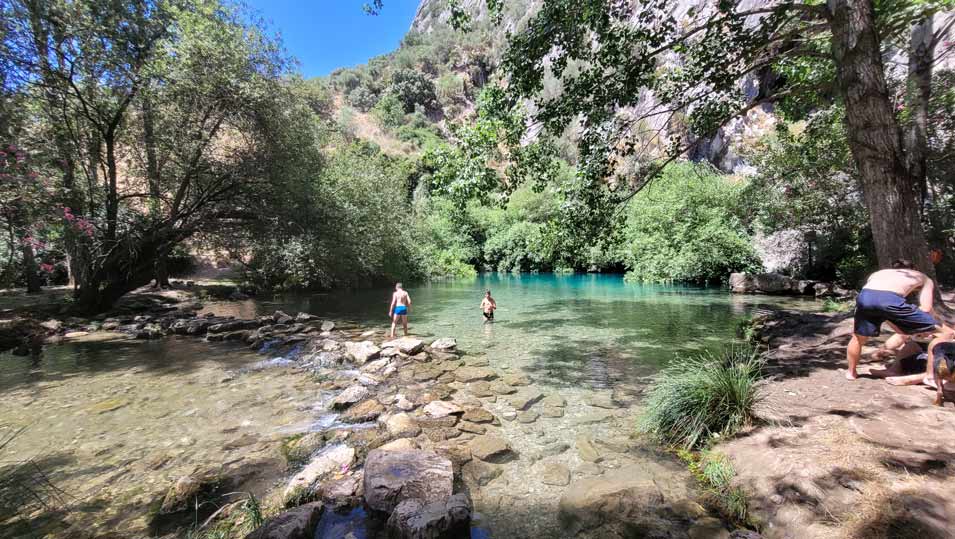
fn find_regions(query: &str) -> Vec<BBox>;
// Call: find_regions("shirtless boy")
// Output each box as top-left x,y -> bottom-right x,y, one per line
388,282 -> 411,338
480,289 -> 497,321
846,259 -> 940,380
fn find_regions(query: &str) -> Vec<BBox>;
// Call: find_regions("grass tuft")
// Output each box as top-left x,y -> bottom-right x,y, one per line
638,346 -> 764,450
680,450 -> 753,528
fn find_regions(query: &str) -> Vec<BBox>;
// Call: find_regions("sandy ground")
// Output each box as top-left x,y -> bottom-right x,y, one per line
719,307 -> 955,539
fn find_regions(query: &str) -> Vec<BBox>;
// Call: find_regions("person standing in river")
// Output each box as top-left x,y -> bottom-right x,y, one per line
846,259 -> 940,380
480,289 -> 497,322
388,282 -> 412,338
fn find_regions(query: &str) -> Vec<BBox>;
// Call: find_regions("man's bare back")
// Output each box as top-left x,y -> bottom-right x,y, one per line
392,290 -> 410,307
863,268 -> 932,298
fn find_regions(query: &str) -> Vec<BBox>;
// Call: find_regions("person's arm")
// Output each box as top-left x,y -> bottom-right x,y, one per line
491,299 -> 497,309
389,294 -> 396,316
919,277 -> 935,313
406,294 -> 411,313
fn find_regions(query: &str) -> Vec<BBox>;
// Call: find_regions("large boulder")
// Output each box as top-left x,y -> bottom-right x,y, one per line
386,493 -> 472,539
245,502 -> 324,539
729,272 -> 807,295
344,341 -> 381,364
363,449 -> 454,514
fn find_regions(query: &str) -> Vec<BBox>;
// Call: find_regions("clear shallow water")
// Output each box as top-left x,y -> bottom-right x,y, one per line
223,273 -> 819,389
0,273 -> 819,537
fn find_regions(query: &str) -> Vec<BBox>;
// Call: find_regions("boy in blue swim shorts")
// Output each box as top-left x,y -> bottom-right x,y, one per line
846,259 -> 941,380
388,282 -> 412,338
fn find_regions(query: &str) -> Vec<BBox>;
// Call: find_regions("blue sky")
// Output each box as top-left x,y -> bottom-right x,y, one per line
244,0 -> 421,78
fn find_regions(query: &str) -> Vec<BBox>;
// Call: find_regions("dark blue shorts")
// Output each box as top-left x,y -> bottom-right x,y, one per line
854,289 -> 938,337
393,305 -> 407,316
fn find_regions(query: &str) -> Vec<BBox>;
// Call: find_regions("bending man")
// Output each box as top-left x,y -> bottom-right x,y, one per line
846,259 -> 939,380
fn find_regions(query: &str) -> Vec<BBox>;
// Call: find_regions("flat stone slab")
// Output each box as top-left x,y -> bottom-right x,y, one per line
469,381 -> 495,397
381,337 -> 425,355
430,337 -> 457,351
284,444 -> 355,498
423,400 -> 464,418
469,436 -> 512,462
502,373 -> 531,386
461,408 -> 495,424
508,389 -> 544,411
344,341 -> 380,364
455,367 -> 497,383
330,385 -> 369,410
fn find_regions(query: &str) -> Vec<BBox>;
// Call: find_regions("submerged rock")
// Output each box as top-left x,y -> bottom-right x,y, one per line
558,464 -> 673,536
423,400 -> 464,418
159,471 -> 217,514
468,436 -> 512,462
363,449 -> 454,513
454,367 -> 497,383
429,337 -> 457,351
246,501 -> 324,539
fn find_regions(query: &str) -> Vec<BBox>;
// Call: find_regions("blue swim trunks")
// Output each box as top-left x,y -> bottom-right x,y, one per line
854,288 -> 938,337
393,305 -> 407,316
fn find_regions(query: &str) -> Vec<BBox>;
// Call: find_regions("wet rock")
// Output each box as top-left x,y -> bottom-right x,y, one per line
461,408 -> 494,424
283,444 -> 355,500
502,373 -> 531,386
281,432 -> 325,466
537,462 -> 571,486
454,367 -> 497,383
575,463 -> 602,476
381,347 -> 400,358
330,385 -> 369,410
558,466 -> 667,535
160,472 -> 217,514
385,413 -> 422,438
576,435 -> 604,463
501,411 -> 517,421
541,406 -> 565,418
416,415 -> 459,429
468,382 -> 495,398
387,493 -> 472,539
434,442 -> 473,467
541,395 -> 566,407
246,501 -> 324,539
572,410 -> 614,425
339,399 -> 385,423
430,350 -> 459,362
362,358 -> 390,373
464,357 -> 490,367
363,449 -> 454,513
517,410 -> 539,424
344,341 -> 380,364
321,321 -> 336,332
430,337 -> 457,351
507,389 -> 544,411
468,436 -> 512,462
730,530 -> 764,539
39,319 -> 62,332
457,421 -> 487,435
273,310 -> 293,324
689,517 -> 730,539
585,393 -> 618,409
491,382 -> 517,395
382,337 -> 425,355
295,312 -> 317,322
423,400 -> 464,418
208,319 -> 260,334
462,459 -> 504,486
412,366 -> 442,382
320,474 -> 361,507
423,427 -> 462,442
394,394 -> 415,411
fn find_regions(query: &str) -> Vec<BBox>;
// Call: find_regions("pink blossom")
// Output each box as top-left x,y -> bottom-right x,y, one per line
39,263 -> 54,273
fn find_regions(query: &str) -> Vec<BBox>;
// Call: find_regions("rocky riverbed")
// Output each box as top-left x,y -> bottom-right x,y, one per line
2,295 -> 751,538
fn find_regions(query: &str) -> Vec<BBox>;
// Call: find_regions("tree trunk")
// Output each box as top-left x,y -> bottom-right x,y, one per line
21,241 -> 41,294
904,15 -> 934,213
827,0 -> 933,276
142,93 -> 171,288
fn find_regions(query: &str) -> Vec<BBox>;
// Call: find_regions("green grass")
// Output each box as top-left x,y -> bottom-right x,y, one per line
679,450 -> 753,527
822,298 -> 853,312
638,346 -> 764,450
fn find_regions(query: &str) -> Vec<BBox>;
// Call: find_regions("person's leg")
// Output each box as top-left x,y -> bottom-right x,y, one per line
846,334 -> 869,380
401,314 -> 409,336
390,314 -> 398,339
887,334 -> 942,385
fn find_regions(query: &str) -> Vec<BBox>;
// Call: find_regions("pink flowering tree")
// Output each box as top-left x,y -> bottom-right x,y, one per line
0,144 -> 56,292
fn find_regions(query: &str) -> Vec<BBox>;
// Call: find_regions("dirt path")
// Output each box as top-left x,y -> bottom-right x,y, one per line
719,310 -> 955,539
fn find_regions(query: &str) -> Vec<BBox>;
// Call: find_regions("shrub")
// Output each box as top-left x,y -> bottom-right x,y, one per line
372,93 -> 406,129
638,346 -> 764,450
622,162 -> 761,284
679,450 -> 752,527
390,68 -> 438,113
347,85 -> 379,112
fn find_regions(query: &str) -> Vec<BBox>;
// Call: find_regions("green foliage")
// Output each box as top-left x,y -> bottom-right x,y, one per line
372,93 -> 406,128
822,298 -> 853,313
679,450 -> 753,527
347,85 -> 380,112
622,163 -> 760,284
389,68 -> 438,113
639,346 -> 764,450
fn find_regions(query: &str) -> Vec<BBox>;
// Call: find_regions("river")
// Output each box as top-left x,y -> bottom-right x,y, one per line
0,274 -> 818,537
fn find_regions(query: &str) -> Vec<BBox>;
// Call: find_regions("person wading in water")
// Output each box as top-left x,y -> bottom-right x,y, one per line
388,282 -> 412,338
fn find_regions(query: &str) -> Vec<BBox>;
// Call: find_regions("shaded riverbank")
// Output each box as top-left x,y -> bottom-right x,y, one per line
718,309 -> 955,539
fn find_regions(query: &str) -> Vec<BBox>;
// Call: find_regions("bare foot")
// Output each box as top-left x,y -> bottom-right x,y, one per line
923,377 -> 938,389
886,373 -> 927,386
845,370 -> 858,380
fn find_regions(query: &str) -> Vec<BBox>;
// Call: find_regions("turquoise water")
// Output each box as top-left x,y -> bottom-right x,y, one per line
240,273 -> 818,389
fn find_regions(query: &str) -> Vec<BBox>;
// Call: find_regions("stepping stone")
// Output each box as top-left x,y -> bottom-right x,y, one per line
430,337 -> 457,351
462,408 -> 495,424
381,337 -> 425,355
508,390 -> 544,411
455,367 -> 497,383
423,400 -> 464,418
468,436 -> 512,462
459,421 -> 486,434
502,373 -> 531,386
491,382 -> 517,395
